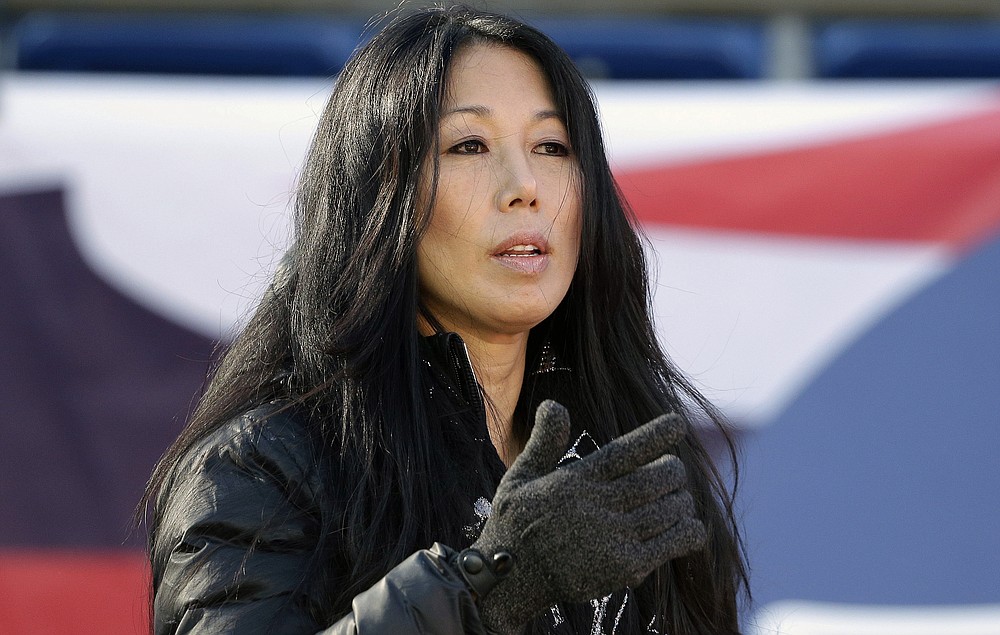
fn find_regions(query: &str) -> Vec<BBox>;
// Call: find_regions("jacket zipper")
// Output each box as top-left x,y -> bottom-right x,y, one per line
449,334 -> 486,423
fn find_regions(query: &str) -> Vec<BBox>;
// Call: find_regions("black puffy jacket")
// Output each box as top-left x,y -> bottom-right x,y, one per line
150,333 -> 633,634
151,401 -> 489,634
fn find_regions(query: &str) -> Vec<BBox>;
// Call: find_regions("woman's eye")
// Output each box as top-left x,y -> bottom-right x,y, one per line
536,141 -> 569,156
451,139 -> 487,154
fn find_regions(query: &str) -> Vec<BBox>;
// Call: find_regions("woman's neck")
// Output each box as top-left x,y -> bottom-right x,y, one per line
460,332 -> 528,467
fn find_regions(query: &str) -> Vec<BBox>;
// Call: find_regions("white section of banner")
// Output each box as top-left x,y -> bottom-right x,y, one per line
646,227 -> 947,425
595,80 -> 1000,168
0,73 -> 327,336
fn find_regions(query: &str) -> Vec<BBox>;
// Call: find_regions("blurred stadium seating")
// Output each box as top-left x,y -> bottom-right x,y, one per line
4,2 -> 1000,79
10,12 -> 771,79
815,19 -> 1000,78
13,12 -> 366,76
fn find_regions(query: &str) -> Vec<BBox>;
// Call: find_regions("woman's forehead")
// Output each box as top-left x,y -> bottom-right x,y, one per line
440,44 -> 562,122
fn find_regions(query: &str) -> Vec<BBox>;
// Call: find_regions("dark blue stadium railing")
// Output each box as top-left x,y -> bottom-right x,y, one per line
815,20 -> 1000,79
13,13 -> 368,77
13,12 -> 767,80
531,17 -> 767,80
13,12 -> 1000,79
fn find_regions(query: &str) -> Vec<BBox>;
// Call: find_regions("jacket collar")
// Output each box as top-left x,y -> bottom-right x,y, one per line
419,332 -> 484,418
419,331 -> 573,418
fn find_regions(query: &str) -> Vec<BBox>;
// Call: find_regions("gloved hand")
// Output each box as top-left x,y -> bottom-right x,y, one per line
470,400 -> 707,635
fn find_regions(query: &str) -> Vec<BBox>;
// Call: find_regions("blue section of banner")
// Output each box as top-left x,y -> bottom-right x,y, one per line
742,232 -> 1000,607
0,188 -> 216,548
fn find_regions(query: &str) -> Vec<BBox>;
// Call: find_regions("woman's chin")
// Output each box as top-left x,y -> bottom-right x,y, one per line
423,284 -> 569,338
479,301 -> 561,336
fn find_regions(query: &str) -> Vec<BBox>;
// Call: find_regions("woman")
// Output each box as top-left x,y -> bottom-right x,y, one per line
144,6 -> 748,634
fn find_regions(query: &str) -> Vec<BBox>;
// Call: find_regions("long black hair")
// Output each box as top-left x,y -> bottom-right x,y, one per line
144,5 -> 749,633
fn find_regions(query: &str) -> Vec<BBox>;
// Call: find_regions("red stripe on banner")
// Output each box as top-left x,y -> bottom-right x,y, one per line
0,550 -> 149,635
617,103 -> 1000,250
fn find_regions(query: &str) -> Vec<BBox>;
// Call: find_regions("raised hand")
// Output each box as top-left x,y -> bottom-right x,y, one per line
471,400 -> 707,634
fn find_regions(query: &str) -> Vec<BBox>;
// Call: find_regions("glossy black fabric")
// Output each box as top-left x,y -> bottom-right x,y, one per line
151,401 -> 487,634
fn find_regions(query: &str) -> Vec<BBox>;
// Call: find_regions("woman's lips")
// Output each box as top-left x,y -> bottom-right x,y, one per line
493,251 -> 549,274
491,233 -> 550,274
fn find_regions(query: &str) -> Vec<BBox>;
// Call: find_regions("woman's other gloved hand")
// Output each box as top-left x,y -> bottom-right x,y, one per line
469,400 -> 707,635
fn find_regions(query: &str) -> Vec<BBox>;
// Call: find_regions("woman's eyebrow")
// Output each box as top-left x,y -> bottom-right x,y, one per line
443,104 -> 492,118
442,104 -> 564,123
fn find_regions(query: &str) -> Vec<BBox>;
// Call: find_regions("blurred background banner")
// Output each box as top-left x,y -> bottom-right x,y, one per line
1,3 -> 999,634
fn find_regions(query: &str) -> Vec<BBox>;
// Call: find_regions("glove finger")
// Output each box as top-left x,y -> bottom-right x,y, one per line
611,453 -> 687,511
639,516 -> 707,565
580,412 -> 686,482
505,399 -> 571,483
628,490 -> 696,541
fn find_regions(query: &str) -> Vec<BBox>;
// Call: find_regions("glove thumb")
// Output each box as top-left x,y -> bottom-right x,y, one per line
504,400 -> 571,483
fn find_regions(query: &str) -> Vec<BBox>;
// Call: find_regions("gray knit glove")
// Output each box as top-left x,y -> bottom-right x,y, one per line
464,400 -> 707,634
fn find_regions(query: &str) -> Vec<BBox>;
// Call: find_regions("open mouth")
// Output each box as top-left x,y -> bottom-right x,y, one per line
491,234 -> 550,274
497,244 -> 544,257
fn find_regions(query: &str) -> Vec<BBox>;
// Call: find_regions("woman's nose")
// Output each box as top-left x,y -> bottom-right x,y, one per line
499,152 -> 538,211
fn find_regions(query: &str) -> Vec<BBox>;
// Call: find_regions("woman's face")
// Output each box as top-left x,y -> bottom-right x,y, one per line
417,44 -> 582,339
